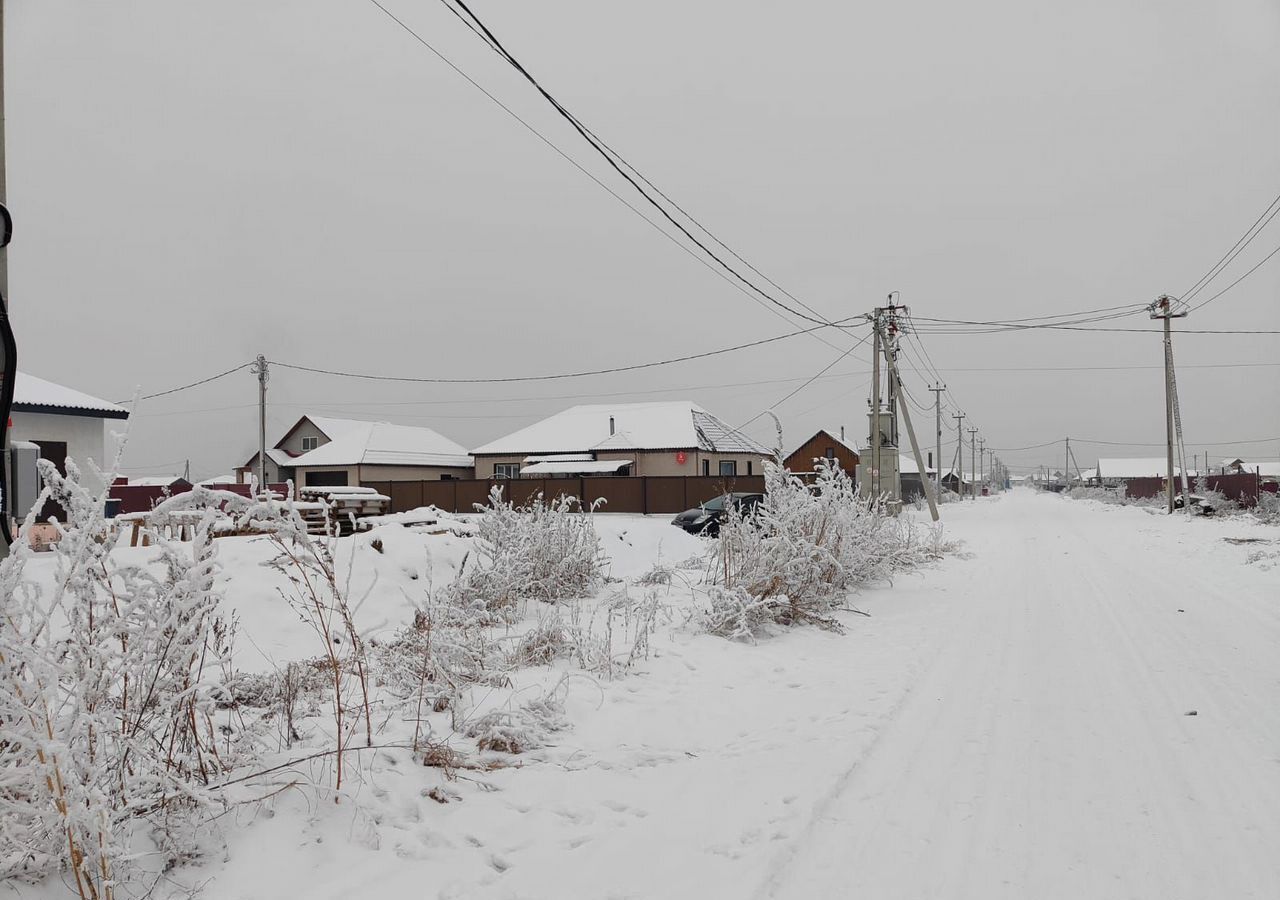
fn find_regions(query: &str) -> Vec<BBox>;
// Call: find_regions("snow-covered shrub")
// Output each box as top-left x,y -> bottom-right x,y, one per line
1067,485 -> 1126,505
509,611 -> 573,667
465,696 -> 568,756
1253,491 -> 1280,525
708,460 -> 943,638
265,515 -> 378,791
447,487 -> 604,611
0,461 -> 238,894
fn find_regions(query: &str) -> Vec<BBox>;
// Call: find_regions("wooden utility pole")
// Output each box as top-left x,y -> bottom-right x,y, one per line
929,383 -> 945,497
1150,295 -> 1189,514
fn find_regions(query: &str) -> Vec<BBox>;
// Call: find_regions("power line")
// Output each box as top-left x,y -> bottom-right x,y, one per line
1189,238 -> 1280,313
376,0 -> 833,329
908,317 -> 1280,335
1180,188 -> 1280,307
270,318 -> 864,385
361,0 -> 852,356
733,331 -> 875,434
119,362 -> 254,403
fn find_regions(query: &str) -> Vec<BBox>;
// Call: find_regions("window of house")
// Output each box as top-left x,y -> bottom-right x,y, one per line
719,460 -> 737,477
747,461 -> 753,476
440,473 -> 455,481
305,470 -> 348,487
301,436 -> 319,451
702,459 -> 710,476
494,463 -> 521,479
825,447 -> 835,459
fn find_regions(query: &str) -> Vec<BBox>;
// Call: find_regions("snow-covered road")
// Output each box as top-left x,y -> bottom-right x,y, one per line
765,490 -> 1280,900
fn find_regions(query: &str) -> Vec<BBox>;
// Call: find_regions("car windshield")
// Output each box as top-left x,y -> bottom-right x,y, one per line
700,495 -> 731,512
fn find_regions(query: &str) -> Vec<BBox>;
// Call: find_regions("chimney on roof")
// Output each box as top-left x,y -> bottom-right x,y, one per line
840,425 -> 845,442
609,416 -> 615,436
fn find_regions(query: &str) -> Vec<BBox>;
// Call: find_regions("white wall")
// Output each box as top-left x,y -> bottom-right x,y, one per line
10,411 -> 112,491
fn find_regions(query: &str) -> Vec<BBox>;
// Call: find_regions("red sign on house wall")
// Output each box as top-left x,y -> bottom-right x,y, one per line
675,451 -> 687,465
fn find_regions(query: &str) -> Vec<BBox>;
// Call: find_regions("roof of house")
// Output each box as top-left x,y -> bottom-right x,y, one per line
785,428 -> 860,462
898,453 -> 937,476
1097,458 -> 1194,479
1255,461 -> 1280,478
286,417 -> 472,469
471,401 -> 769,456
12,372 -> 129,420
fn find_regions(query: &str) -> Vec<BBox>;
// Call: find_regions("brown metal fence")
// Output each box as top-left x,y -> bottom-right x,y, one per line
360,475 -> 767,515
1122,473 -> 1260,506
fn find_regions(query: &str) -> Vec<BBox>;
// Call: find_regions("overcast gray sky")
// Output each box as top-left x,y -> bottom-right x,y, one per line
8,0 -> 1280,478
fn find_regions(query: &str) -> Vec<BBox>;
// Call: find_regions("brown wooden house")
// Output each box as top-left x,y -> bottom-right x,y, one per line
784,428 -> 860,477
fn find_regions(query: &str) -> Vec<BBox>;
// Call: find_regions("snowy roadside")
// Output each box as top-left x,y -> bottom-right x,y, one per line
5,489 -> 1276,900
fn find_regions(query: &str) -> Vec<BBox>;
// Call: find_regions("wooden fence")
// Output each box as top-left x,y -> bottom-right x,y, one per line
359,475 -> 768,515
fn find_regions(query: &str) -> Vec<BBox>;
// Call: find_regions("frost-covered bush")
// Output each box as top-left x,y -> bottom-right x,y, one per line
0,461 -> 239,894
1067,486 -> 1126,504
708,460 -> 943,638
447,487 -> 604,610
1253,491 -> 1280,525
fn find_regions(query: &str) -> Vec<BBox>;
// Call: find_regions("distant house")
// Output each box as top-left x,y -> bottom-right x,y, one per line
899,453 -> 939,501
11,372 -> 130,510
470,401 -> 769,479
237,415 -> 473,488
784,428 -> 859,477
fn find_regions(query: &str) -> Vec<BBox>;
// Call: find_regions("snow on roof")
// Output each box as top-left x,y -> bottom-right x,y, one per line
826,428 -> 860,455
288,418 -> 472,469
1250,461 -> 1280,478
12,372 -> 129,419
523,453 -> 595,464
521,458 -> 633,476
122,476 -> 188,487
898,453 -> 937,476
472,401 -> 769,456
1097,458 -> 1193,479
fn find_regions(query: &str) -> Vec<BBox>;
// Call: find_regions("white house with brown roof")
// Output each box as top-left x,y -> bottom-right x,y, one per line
238,415 -> 473,487
470,401 -> 769,479
11,371 -> 130,494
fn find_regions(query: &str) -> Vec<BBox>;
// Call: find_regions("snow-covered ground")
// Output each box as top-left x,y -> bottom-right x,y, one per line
5,490 -> 1278,899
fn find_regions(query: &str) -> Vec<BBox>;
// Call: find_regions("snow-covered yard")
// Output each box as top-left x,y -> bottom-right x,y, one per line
4,489 -> 1278,899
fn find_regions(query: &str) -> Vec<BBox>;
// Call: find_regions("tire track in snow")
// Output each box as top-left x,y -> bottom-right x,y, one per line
747,544 -> 990,900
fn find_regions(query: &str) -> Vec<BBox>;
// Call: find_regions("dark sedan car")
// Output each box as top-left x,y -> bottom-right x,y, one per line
671,492 -> 765,536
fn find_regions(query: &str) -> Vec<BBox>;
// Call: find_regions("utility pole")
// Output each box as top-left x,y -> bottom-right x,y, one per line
978,438 -> 986,493
881,320 -> 939,521
251,355 -> 269,495
928,383 -> 945,498
1149,295 -> 1189,514
968,428 -> 978,500
870,315 -> 882,498
951,412 -> 965,496
1065,437 -> 1070,491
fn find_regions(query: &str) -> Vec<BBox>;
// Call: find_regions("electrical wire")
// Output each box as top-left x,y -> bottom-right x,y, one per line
270,318 -> 864,385
120,362 -> 254,403
414,0 -> 836,328
1189,238 -> 1280,313
1179,189 -> 1280,306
